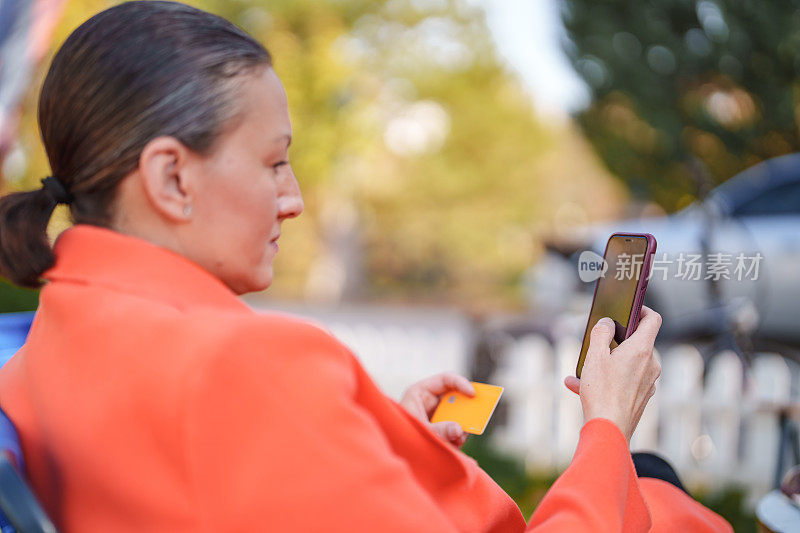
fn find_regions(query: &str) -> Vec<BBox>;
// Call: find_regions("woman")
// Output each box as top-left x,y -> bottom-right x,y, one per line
0,2 -> 730,531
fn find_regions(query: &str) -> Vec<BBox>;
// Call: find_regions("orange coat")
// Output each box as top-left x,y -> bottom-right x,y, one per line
0,225 -> 730,532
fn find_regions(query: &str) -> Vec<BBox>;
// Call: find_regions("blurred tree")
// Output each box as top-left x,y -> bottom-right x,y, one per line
6,0 -> 623,310
562,0 -> 800,211
236,0 -> 624,307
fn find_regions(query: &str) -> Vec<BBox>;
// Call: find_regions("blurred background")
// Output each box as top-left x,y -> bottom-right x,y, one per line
2,0 -> 800,530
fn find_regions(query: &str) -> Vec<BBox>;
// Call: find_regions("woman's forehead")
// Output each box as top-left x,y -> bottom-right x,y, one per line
237,68 -> 291,142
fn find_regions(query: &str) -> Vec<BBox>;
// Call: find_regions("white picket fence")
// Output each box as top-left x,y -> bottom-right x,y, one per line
254,302 -> 800,505
491,336 -> 798,506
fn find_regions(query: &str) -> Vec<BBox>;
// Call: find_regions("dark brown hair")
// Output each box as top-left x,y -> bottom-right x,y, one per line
0,1 -> 271,287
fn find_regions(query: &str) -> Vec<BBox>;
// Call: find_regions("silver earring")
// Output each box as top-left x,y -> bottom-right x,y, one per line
183,205 -> 192,216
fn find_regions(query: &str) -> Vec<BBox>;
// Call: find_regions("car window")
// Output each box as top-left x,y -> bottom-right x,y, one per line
734,180 -> 800,216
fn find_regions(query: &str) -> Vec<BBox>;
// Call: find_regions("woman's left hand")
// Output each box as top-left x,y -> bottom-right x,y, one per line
399,372 -> 475,448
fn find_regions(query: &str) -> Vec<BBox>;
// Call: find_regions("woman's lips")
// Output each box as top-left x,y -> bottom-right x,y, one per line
269,230 -> 280,253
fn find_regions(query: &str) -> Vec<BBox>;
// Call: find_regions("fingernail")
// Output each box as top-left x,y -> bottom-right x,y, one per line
597,317 -> 613,328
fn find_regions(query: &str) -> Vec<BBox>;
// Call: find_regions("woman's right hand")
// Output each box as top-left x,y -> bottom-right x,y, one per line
564,306 -> 662,444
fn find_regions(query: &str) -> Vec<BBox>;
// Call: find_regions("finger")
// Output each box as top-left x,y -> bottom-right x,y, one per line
430,421 -> 464,442
564,375 -> 581,395
585,317 -> 615,366
438,373 -> 475,396
629,306 -> 662,346
418,373 -> 475,397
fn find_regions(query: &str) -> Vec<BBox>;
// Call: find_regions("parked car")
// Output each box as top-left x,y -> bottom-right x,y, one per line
571,153 -> 800,345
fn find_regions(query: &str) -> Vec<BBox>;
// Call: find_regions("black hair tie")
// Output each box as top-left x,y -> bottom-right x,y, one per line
40,176 -> 73,205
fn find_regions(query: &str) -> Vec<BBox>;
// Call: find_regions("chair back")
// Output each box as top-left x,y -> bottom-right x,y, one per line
0,313 -> 34,368
0,410 -> 57,533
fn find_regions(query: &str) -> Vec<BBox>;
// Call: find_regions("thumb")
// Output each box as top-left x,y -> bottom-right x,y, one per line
430,421 -> 464,442
586,317 -> 615,363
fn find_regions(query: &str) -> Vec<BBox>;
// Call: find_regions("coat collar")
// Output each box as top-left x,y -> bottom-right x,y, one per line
44,224 -> 251,312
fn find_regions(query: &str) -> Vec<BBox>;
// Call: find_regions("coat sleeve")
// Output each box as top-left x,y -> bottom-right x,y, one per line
526,421 -> 731,532
526,418 -> 652,532
182,319 -> 462,532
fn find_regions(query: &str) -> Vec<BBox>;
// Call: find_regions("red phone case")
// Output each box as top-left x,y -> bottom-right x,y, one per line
577,232 -> 657,378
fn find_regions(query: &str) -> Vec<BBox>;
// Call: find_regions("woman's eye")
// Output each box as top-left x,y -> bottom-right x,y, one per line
272,161 -> 288,170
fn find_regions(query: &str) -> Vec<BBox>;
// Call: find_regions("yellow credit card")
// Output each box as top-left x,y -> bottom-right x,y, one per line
431,382 -> 504,435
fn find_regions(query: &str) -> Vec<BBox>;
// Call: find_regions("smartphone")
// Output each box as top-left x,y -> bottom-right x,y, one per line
576,233 -> 657,378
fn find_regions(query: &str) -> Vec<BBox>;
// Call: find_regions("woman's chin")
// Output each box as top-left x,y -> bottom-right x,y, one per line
229,267 -> 274,295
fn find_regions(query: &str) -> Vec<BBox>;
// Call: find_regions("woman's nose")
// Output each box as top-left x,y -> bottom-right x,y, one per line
278,167 -> 304,220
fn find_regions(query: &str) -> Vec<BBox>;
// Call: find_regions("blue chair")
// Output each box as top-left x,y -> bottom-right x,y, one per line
0,312 -> 57,532
0,313 -> 34,368
0,410 -> 56,533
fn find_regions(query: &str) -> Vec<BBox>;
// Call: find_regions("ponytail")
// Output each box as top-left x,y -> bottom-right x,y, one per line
0,185 -> 61,288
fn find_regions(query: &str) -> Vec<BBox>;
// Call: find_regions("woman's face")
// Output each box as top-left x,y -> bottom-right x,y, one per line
189,67 -> 303,294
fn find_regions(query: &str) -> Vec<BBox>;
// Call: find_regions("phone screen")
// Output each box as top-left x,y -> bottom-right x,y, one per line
576,235 -> 649,377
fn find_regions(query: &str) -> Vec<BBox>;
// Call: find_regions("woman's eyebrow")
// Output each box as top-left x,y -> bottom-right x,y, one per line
272,133 -> 291,147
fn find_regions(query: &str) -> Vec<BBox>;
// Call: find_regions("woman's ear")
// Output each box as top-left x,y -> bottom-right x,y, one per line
137,136 -> 194,222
